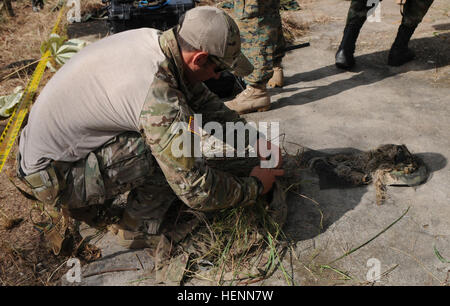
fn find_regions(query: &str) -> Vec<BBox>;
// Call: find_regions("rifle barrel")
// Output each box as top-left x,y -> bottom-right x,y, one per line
285,42 -> 310,52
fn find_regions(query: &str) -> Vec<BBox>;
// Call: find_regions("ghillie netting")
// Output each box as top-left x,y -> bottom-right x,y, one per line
305,144 -> 428,205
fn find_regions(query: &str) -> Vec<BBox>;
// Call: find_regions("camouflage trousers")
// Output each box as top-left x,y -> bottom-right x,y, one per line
346,0 -> 434,28
20,132 -> 262,235
20,132 -> 178,234
233,0 -> 286,86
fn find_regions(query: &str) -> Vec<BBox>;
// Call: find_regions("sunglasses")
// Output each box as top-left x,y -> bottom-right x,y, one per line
208,55 -> 229,74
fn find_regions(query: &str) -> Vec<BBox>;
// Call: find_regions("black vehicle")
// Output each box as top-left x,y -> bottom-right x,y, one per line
104,0 -> 196,33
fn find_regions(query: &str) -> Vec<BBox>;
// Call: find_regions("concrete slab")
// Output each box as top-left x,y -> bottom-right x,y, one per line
61,231 -> 157,286
245,0 -> 450,286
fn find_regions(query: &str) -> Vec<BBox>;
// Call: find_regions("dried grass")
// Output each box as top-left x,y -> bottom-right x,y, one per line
281,11 -> 309,44
182,146 -> 305,285
0,0 -> 68,95
0,225 -> 71,286
184,199 -> 288,285
0,0 -> 90,286
80,0 -> 105,15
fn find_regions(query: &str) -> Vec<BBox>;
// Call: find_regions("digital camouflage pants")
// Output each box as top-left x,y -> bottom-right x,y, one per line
233,0 -> 286,86
346,0 -> 434,28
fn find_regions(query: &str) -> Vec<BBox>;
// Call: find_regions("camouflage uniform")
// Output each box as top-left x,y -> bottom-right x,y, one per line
233,0 -> 286,86
141,28 -> 261,212
19,28 -> 261,234
345,0 -> 434,28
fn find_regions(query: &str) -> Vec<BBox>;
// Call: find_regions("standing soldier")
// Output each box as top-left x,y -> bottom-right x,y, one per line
335,0 -> 434,69
225,0 -> 286,114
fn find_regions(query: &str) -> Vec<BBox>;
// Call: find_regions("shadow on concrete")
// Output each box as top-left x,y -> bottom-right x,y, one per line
283,147 -> 447,242
415,152 -> 448,184
433,23 -> 450,31
272,33 -> 450,110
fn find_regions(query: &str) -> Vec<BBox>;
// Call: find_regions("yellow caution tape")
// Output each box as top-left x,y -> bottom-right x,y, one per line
0,6 -> 66,173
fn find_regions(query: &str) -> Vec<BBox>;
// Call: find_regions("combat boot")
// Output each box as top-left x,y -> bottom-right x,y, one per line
115,228 -> 162,249
224,84 -> 270,114
335,23 -> 363,70
267,66 -> 284,88
388,24 -> 417,66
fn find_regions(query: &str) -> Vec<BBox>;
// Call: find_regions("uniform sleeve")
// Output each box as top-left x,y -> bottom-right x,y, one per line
188,81 -> 265,155
189,81 -> 243,124
139,78 -> 261,212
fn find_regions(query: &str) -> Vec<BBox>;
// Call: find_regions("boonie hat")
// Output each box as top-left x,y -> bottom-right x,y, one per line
178,6 -> 253,77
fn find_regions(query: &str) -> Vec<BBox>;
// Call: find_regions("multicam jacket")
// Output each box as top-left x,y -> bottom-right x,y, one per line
19,27 -> 261,211
143,28 -> 261,210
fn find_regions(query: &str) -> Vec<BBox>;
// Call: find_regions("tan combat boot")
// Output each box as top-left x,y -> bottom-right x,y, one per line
115,228 -> 162,249
267,66 -> 284,88
224,84 -> 270,114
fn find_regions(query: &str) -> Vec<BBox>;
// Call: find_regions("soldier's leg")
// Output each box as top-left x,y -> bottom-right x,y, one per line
57,132 -> 158,228
19,131 -> 176,250
225,0 -> 278,114
239,19 -> 274,87
238,0 -> 284,87
61,132 -> 184,248
345,0 -> 371,26
115,174 -> 179,249
336,0 -> 371,69
120,169 -> 177,235
401,0 -> 434,28
388,0 -> 434,66
267,12 -> 286,88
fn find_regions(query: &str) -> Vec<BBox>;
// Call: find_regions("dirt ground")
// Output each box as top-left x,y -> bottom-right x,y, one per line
0,0 -> 449,286
0,0 -> 69,286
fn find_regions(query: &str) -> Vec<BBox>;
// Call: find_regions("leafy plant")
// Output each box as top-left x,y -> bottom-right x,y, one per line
40,34 -> 88,72
0,86 -> 23,118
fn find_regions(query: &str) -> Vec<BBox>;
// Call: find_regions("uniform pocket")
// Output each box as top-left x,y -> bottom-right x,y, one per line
84,152 -> 106,205
58,132 -> 155,210
22,166 -> 61,206
96,132 -> 155,197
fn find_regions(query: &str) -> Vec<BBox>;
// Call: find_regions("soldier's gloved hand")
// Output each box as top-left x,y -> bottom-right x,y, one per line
256,138 -> 283,169
250,166 -> 285,195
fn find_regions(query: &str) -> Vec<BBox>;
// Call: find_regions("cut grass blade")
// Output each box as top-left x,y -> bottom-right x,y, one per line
327,206 -> 410,266
433,245 -> 450,264
320,265 -> 352,280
